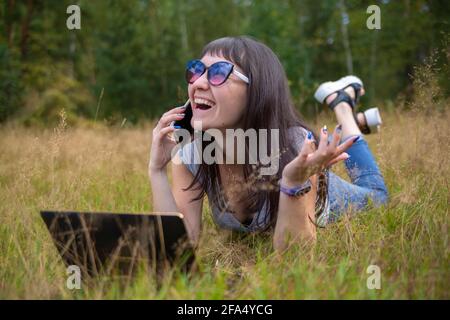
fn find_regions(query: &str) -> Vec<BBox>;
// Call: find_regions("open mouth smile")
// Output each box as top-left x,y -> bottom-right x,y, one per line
193,97 -> 216,111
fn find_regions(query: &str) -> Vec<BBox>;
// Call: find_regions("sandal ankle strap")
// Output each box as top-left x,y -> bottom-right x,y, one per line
327,89 -> 355,110
348,83 -> 362,105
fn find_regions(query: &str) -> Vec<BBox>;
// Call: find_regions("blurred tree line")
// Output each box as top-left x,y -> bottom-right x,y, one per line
0,0 -> 449,125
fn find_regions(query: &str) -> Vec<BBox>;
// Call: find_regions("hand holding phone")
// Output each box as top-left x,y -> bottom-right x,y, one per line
172,99 -> 193,134
149,103 -> 191,172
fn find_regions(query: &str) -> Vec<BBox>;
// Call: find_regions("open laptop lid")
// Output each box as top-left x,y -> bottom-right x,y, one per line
40,211 -> 195,278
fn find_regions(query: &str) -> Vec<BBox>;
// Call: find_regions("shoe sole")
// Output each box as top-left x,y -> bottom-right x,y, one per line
314,75 -> 363,104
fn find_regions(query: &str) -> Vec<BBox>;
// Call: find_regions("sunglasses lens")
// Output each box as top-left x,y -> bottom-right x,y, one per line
208,62 -> 232,86
185,60 -> 205,84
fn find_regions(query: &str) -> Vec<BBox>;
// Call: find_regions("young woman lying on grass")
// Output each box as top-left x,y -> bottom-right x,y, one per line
148,36 -> 389,252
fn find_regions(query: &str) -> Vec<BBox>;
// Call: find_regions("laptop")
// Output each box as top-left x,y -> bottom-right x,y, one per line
40,211 -> 196,279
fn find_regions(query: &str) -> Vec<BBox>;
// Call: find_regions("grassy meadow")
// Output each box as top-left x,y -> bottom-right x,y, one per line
0,81 -> 449,299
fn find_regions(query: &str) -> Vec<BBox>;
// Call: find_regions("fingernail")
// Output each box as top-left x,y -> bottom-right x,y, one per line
174,125 -> 182,129
353,136 -> 360,143
179,105 -> 187,109
336,124 -> 342,133
177,113 -> 185,117
323,125 -> 327,133
307,131 -> 313,140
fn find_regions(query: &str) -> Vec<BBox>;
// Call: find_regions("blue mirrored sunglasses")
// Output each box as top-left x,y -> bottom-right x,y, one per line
185,59 -> 250,86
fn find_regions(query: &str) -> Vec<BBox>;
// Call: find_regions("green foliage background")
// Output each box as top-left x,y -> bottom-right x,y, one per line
1,0 -> 449,125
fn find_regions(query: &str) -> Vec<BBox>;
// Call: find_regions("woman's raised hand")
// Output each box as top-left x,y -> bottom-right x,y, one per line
148,105 -> 186,173
282,124 -> 359,187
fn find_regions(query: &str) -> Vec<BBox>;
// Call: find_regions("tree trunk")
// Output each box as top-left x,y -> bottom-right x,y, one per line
5,0 -> 16,48
178,1 -> 189,57
339,0 -> 353,74
20,0 -> 34,59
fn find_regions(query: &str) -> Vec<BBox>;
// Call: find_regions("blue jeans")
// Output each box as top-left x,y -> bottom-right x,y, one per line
326,135 -> 389,223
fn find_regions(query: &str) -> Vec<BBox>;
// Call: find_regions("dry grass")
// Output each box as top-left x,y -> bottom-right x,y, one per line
0,67 -> 449,299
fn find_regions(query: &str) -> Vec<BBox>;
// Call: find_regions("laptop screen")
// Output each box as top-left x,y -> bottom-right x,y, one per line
40,211 -> 195,278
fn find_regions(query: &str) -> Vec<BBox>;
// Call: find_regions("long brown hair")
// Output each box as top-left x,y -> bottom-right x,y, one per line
185,36 -> 321,231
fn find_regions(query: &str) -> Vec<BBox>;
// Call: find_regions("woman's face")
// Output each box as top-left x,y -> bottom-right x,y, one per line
188,53 -> 248,131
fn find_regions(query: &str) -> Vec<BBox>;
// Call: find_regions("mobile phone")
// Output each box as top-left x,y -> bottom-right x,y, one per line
173,99 -> 193,134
